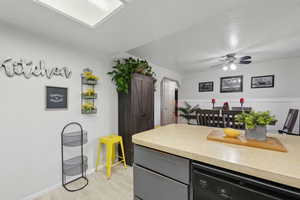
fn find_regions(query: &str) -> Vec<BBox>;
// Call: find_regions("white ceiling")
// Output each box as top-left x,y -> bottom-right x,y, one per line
129,0 -> 300,73
0,0 -> 243,55
1,0 -> 300,73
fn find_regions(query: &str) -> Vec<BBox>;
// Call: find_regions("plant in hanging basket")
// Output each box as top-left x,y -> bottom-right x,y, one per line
236,111 -> 277,141
82,102 -> 97,114
107,57 -> 156,94
82,71 -> 99,85
82,88 -> 97,99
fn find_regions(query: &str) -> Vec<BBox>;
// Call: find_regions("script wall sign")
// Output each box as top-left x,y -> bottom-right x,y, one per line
0,58 -> 72,79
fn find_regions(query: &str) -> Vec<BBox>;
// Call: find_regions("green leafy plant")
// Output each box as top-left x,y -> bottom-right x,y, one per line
178,102 -> 200,122
236,111 -> 277,129
107,57 -> 156,93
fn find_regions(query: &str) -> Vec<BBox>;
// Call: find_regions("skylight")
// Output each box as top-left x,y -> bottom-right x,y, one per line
34,0 -> 125,27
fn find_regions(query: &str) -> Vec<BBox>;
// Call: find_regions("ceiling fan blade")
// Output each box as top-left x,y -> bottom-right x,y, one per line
209,63 -> 224,69
239,60 -> 252,64
240,56 -> 252,61
225,53 -> 236,58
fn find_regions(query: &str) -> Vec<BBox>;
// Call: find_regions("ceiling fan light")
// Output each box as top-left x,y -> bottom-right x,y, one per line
222,66 -> 229,71
230,63 -> 237,70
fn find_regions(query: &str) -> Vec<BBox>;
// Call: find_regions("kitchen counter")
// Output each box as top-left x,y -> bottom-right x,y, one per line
132,124 -> 300,189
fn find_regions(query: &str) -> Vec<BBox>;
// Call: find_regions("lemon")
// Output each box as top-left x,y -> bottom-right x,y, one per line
224,128 -> 241,138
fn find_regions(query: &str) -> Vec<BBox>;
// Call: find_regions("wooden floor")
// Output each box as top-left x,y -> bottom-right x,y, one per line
34,166 -> 133,200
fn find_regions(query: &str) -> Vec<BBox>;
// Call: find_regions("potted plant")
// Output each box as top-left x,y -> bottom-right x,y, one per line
107,57 -> 156,94
178,102 -> 199,124
236,111 -> 277,141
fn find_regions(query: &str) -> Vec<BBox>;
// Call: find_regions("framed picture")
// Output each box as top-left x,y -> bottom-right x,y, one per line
199,81 -> 214,92
251,75 -> 275,88
220,75 -> 243,93
46,86 -> 68,110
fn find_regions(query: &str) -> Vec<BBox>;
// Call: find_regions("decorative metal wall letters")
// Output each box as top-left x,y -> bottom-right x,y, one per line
0,58 -> 72,79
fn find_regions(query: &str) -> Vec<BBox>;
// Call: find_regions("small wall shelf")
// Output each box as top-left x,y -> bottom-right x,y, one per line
81,68 -> 98,114
81,94 -> 98,100
81,108 -> 98,114
82,78 -> 97,85
61,122 -> 88,192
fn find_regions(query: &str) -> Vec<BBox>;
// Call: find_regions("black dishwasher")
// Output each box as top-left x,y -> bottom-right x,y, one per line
192,162 -> 300,200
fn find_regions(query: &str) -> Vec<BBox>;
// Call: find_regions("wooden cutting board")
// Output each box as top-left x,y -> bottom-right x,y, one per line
207,130 -> 288,152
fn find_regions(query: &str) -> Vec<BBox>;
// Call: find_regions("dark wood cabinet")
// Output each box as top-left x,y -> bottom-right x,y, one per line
118,73 -> 154,165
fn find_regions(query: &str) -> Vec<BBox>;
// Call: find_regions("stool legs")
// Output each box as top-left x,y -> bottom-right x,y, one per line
96,136 -> 127,179
119,140 -> 127,168
95,142 -> 101,172
111,144 -> 116,163
106,143 -> 113,179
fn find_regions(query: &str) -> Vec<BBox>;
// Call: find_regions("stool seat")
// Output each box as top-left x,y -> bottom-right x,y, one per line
100,135 -> 122,144
96,134 -> 126,179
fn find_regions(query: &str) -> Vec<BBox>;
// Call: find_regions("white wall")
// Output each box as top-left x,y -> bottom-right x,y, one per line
0,23 -> 182,200
114,53 -> 182,126
179,58 -> 300,132
0,23 -> 118,200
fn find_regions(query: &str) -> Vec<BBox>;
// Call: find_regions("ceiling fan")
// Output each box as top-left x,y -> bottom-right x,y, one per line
211,53 -> 252,71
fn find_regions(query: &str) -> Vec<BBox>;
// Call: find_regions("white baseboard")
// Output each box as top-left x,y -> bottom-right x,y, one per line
21,166 -> 99,200
21,160 -> 123,200
21,182 -> 62,200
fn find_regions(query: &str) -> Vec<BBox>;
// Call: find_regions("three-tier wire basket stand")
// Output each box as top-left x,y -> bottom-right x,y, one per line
61,122 -> 88,192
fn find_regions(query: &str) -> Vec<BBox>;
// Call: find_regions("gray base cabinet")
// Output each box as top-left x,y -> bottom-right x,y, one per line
134,165 -> 188,200
134,145 -> 300,200
133,145 -> 190,200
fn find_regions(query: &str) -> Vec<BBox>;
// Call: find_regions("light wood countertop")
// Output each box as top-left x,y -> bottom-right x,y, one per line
132,124 -> 300,189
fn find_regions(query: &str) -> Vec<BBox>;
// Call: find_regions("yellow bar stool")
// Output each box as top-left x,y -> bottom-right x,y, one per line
96,135 -> 127,179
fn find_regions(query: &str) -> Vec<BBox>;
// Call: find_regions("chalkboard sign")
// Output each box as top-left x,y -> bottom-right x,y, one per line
46,86 -> 68,109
